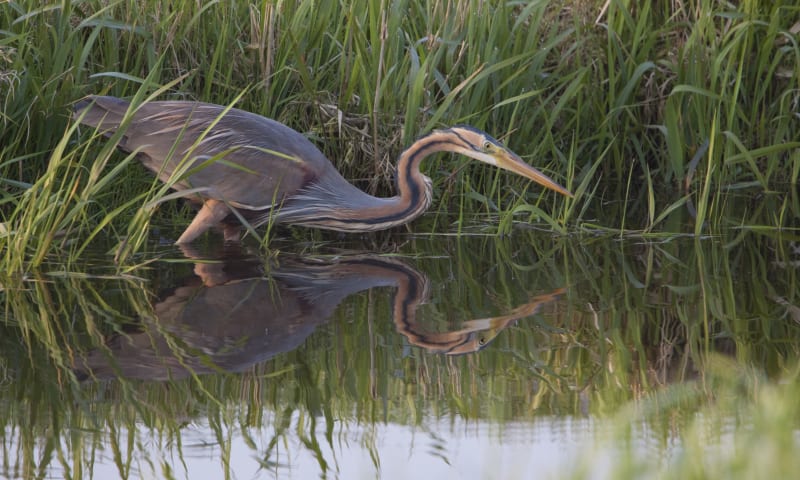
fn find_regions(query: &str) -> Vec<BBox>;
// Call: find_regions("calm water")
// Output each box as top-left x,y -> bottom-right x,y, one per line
1,228 -> 798,479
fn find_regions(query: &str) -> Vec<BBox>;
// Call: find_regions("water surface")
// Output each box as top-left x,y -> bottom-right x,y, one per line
1,229 -> 798,479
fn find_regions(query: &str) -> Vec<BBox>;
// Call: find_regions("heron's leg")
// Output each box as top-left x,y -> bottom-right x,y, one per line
177,243 -> 229,285
175,199 -> 230,244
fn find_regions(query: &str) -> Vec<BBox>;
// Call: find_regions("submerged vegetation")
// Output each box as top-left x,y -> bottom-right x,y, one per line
0,0 -> 799,478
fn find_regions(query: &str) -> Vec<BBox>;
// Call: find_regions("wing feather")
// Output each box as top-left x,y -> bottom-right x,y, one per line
73,96 -> 331,208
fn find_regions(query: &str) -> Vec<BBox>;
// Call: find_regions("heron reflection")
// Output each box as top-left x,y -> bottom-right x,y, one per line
77,247 -> 565,381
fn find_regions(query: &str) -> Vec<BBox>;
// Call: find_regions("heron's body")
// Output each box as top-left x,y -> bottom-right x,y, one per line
73,95 -> 571,243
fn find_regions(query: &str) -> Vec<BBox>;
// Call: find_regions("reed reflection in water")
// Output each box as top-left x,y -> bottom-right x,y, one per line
3,231 -> 799,479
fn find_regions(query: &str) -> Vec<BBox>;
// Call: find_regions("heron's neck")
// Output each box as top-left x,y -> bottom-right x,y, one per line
279,132 -> 455,232
376,133 -> 445,227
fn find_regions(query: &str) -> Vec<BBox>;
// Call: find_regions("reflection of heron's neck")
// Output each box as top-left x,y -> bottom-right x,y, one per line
276,257 -> 428,313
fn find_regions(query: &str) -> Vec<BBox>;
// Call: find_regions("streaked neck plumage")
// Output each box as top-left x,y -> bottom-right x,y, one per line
270,130 -> 470,232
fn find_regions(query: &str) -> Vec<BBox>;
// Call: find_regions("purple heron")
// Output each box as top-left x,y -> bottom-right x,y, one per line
73,96 -> 572,243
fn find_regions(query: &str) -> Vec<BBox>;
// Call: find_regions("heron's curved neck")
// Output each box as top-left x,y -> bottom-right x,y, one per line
284,131 -> 463,232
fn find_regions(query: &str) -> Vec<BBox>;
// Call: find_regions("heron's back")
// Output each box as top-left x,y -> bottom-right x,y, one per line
73,95 -> 335,210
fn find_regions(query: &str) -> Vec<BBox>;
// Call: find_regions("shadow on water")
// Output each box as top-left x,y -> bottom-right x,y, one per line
0,230 -> 799,478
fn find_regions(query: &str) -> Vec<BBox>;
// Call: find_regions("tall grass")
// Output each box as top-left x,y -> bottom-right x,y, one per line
597,0 -> 800,233
0,0 -> 797,264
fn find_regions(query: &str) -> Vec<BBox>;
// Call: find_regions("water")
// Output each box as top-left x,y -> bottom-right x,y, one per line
1,229 -> 798,479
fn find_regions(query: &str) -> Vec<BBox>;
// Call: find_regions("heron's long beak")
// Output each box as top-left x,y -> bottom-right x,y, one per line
495,150 -> 573,198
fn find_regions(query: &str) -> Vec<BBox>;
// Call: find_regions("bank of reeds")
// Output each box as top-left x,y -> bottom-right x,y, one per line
0,0 -> 798,264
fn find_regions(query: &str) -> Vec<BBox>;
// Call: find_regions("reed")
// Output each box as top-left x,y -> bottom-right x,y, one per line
1,0 -> 797,264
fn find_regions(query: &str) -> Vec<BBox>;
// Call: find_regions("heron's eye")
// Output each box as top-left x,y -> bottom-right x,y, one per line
482,141 -> 493,151
478,337 -> 487,346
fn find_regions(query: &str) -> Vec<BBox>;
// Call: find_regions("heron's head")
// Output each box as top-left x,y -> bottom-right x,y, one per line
443,329 -> 502,356
444,125 -> 573,198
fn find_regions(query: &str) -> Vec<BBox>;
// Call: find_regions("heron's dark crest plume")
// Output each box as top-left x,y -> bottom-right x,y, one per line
73,96 -> 572,243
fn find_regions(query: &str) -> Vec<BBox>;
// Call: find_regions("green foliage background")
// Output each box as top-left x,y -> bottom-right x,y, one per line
0,0 -> 797,264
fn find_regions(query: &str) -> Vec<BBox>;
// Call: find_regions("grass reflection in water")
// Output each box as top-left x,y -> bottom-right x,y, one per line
0,232 -> 799,479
